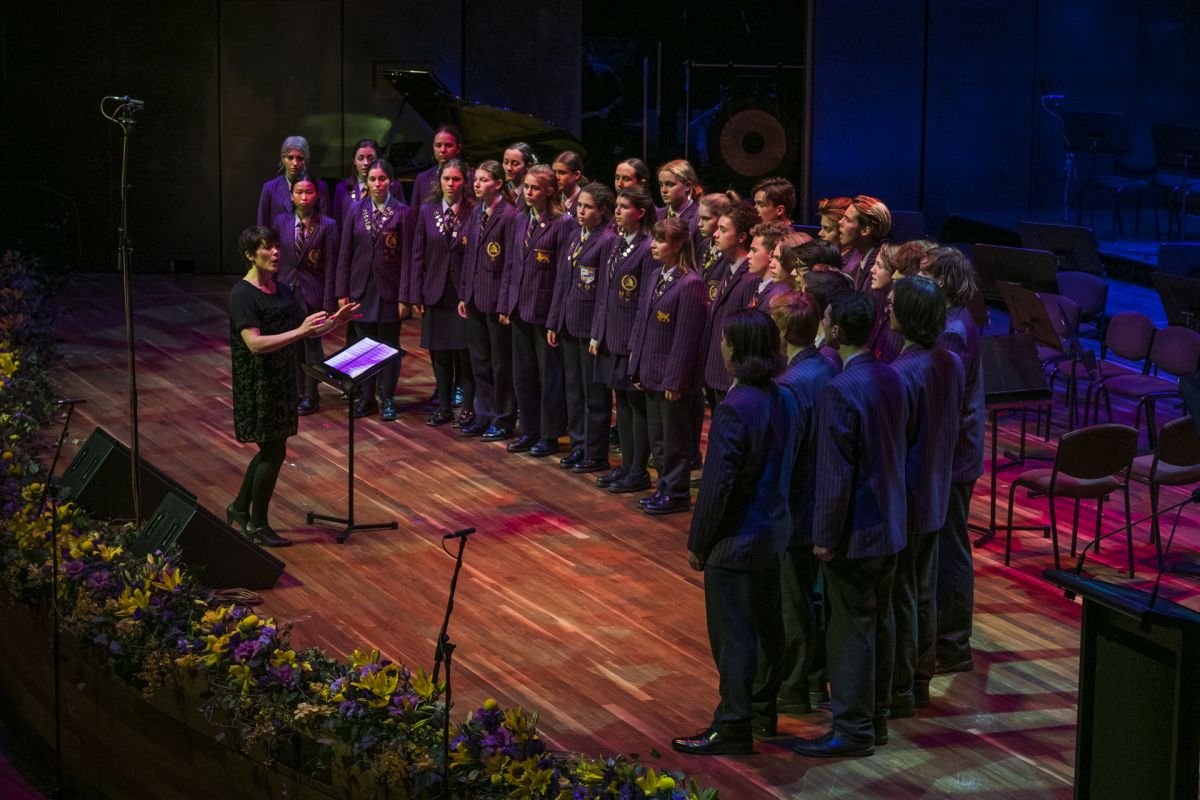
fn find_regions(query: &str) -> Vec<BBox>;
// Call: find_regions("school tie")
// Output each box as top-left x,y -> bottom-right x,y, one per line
480,206 -> 489,233
295,221 -> 307,258
374,208 -> 384,228
524,213 -> 537,251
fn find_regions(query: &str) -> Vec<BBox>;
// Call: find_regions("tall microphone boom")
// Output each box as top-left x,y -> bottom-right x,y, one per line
107,95 -> 145,110
443,527 -> 476,540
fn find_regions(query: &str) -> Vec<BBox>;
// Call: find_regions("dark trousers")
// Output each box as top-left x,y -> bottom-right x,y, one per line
615,388 -> 649,476
771,545 -> 826,709
644,389 -> 695,498
431,348 -> 474,414
511,315 -> 566,439
689,391 -> 706,467
296,336 -> 325,400
892,530 -> 938,707
704,564 -> 784,738
233,437 -> 287,526
465,305 -> 515,429
822,554 -> 897,742
349,320 -> 402,401
560,333 -> 612,459
935,480 -> 976,666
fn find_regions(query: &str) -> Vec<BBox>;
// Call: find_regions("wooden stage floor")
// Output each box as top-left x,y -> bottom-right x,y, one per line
45,274 -> 1199,799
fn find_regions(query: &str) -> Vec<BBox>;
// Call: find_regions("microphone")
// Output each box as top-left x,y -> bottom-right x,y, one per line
54,398 -> 87,406
107,95 -> 145,110
443,527 -> 476,540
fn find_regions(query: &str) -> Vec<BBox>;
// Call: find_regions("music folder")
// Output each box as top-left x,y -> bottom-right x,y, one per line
305,337 -> 400,391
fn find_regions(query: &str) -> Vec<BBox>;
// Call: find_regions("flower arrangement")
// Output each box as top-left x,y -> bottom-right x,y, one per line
0,250 -> 721,799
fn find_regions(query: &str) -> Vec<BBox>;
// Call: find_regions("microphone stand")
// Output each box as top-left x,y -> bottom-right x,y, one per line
101,95 -> 144,525
432,526 -> 474,800
37,398 -> 85,799
1064,488 -> 1200,604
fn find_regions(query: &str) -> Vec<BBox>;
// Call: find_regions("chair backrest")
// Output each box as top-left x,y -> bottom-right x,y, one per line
1149,326 -> 1200,377
1054,423 -> 1139,481
1056,271 -> 1108,318
1157,416 -> 1200,468
1102,311 -> 1155,362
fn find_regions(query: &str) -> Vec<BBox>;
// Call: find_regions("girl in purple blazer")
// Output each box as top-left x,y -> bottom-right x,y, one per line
628,217 -> 708,515
271,175 -> 339,416
655,159 -> 701,235
409,124 -> 462,210
332,138 -> 380,227
458,161 -> 521,438
499,164 -> 577,457
335,159 -> 412,421
589,186 -> 658,493
258,135 -> 330,225
410,158 -> 476,427
547,182 -> 618,472
501,142 -> 536,208
553,150 -> 586,217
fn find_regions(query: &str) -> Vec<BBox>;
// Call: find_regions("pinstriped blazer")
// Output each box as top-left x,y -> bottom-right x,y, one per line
501,211 -> 576,326
812,353 -> 908,559
701,259 -> 756,391
407,200 -> 471,306
627,268 -> 708,394
589,234 -> 656,355
335,196 -> 412,303
939,305 -> 985,483
461,199 -> 519,314
271,213 -> 338,311
546,225 -> 619,338
778,346 -> 840,548
257,175 -> 330,227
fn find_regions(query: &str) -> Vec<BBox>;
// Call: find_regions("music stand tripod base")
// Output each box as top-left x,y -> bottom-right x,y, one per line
301,350 -> 400,543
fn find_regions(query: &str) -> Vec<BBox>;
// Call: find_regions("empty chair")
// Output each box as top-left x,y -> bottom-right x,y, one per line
1093,325 -> 1200,447
1056,271 -> 1108,339
1004,423 -> 1139,576
1129,415 -> 1200,566
1054,311 -> 1154,430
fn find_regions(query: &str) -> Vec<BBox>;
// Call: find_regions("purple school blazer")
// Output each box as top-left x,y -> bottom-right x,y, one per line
547,224 -> 619,338
589,234 -> 656,355
335,196 -> 412,303
271,212 -> 338,311
407,200 -> 472,306
701,260 -> 756,391
461,199 -> 520,314
500,210 -> 576,326
627,268 -> 708,394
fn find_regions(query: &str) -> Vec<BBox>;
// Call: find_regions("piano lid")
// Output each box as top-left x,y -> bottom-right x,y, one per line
383,68 -> 585,165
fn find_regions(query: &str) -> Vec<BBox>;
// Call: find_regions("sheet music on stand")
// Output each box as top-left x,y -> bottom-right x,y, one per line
324,337 -> 400,382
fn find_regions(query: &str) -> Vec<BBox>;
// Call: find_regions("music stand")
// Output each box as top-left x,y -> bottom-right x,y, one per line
1151,272 -> 1200,330
995,281 -> 1065,350
1157,243 -> 1200,277
302,337 -> 401,543
973,244 -> 1058,303
971,333 -> 1054,545
1151,123 -> 1200,240
1016,221 -> 1104,275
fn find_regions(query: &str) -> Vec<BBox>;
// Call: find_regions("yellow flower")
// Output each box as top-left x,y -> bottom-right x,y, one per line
114,586 -> 151,618
349,648 -> 380,668
658,775 -> 676,792
483,697 -> 499,711
201,634 -> 231,667
96,543 -> 123,562
229,663 -> 254,694
2,451 -> 11,460
239,613 -> 259,629
351,663 -> 400,708
270,648 -> 296,668
410,667 -> 441,701
636,769 -> 661,795
199,605 -> 232,629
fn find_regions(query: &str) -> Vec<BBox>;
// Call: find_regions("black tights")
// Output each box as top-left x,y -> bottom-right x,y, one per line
233,437 -> 287,526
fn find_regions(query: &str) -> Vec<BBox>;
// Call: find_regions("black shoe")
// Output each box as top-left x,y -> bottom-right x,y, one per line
225,503 -> 250,531
352,397 -> 379,418
595,467 -> 626,487
610,472 -> 652,493
380,399 -> 398,422
873,716 -> 889,745
573,459 -> 611,474
454,409 -> 475,429
297,396 -> 319,416
558,448 -> 584,468
752,719 -> 778,739
914,683 -> 930,708
529,438 -> 560,458
460,421 -> 488,437
426,410 -> 454,426
671,728 -> 752,756
507,434 -> 537,453
452,386 -> 464,408
245,520 -> 292,548
481,426 -> 513,441
793,730 -> 874,758
638,489 -> 665,507
643,493 -> 690,515
935,658 -> 974,675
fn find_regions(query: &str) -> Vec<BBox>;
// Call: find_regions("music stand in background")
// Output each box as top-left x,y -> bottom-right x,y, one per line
302,337 -> 401,543
1150,272 -> 1200,331
1151,122 -> 1200,240
974,245 -> 1058,303
1157,242 -> 1200,277
1016,220 -> 1105,275
1063,110 -> 1145,237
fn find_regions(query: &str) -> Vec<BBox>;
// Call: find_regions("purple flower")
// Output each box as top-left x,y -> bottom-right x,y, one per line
62,560 -> 86,579
338,700 -> 358,718
85,570 -> 110,594
230,606 -> 247,620
234,640 -> 261,662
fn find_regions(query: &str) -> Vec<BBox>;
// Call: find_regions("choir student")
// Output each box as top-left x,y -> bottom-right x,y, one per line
410,124 -> 462,209
501,142 -> 536,207
332,138 -> 379,226
753,177 -> 796,227
700,203 -> 759,406
553,150 -> 586,217
697,193 -> 733,299
547,182 -> 618,472
335,159 -> 412,421
746,222 -> 793,311
258,135 -> 330,225
838,195 -> 891,291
